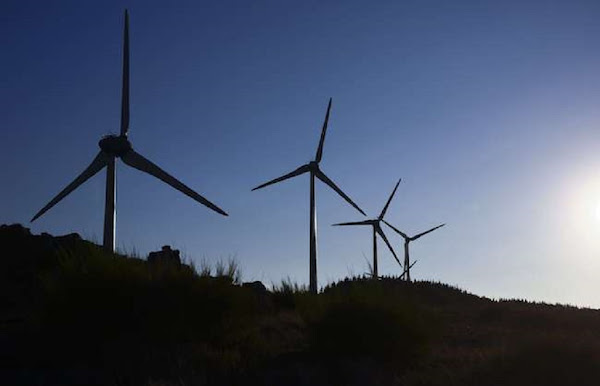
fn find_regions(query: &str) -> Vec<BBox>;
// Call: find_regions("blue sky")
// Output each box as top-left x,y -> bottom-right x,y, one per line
2,0 -> 600,307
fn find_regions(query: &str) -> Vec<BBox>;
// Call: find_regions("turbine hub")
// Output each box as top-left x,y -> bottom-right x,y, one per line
99,135 -> 132,157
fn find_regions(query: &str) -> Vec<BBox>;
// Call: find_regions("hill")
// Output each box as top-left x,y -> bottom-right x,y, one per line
1,224 -> 599,385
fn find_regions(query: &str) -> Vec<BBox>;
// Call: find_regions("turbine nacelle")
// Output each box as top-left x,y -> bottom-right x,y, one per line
99,135 -> 132,157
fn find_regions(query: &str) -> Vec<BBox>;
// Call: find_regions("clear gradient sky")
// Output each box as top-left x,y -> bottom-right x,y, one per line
2,0 -> 600,307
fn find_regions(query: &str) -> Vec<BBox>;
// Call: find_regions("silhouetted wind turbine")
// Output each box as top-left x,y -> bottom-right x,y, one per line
384,222 -> 445,282
400,260 -> 418,280
252,99 -> 366,294
31,10 -> 228,252
333,179 -> 402,279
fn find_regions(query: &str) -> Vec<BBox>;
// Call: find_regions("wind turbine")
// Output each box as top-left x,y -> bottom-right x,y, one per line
252,98 -> 366,294
332,179 -> 403,279
400,260 -> 418,280
31,10 -> 228,252
384,221 -> 445,282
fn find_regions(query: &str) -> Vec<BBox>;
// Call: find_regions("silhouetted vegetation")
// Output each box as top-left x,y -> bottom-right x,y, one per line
2,224 -> 600,385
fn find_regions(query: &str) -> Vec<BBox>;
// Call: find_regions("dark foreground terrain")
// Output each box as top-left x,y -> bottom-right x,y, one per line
2,224 -> 599,385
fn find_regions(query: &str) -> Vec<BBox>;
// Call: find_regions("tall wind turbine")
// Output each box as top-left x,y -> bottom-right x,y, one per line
384,222 -> 445,282
332,179 -> 403,279
31,10 -> 228,252
252,98 -> 366,294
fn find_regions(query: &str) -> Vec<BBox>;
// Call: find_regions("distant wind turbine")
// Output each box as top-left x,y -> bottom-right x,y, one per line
384,221 -> 445,282
332,179 -> 403,279
252,98 -> 366,293
400,260 -> 418,280
31,10 -> 228,252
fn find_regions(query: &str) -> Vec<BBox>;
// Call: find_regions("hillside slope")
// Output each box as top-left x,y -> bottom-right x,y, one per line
1,224 -> 599,385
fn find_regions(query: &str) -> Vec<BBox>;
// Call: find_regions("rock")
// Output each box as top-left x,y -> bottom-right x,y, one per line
242,280 -> 268,294
147,245 -> 181,266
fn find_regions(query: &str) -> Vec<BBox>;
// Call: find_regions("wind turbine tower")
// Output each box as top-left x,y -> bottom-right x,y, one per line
31,10 -> 228,252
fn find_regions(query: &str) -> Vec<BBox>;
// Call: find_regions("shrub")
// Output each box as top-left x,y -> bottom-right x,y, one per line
271,277 -> 309,309
308,296 -> 431,367
32,247 -> 260,375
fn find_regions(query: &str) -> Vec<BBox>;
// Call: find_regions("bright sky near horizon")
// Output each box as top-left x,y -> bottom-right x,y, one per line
2,1 -> 600,308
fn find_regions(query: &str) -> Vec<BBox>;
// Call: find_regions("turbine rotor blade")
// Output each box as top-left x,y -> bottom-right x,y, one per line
314,98 -> 332,163
409,260 -> 417,269
379,178 -> 401,219
382,220 -> 409,239
251,164 -> 310,191
332,220 -> 373,226
376,225 -> 402,267
120,9 -> 130,136
315,169 -> 366,216
31,151 -> 110,222
411,223 -> 446,241
121,150 -> 228,216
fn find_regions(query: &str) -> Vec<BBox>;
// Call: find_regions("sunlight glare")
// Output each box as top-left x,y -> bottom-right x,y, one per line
559,165 -> 600,255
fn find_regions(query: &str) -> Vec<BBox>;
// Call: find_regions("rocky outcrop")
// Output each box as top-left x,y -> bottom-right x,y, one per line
147,245 -> 181,266
242,280 -> 268,294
